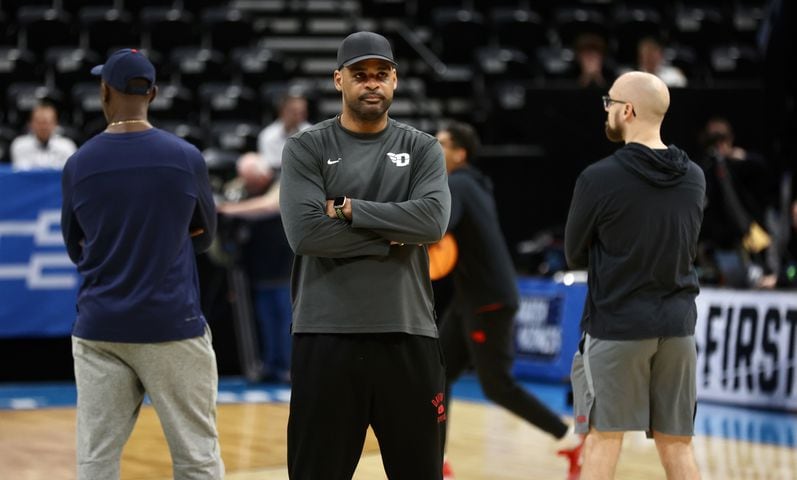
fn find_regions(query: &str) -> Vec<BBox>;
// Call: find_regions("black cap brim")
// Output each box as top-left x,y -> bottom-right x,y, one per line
341,54 -> 397,69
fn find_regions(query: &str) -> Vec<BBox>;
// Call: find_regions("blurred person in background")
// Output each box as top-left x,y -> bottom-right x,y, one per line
633,37 -> 687,88
11,102 -> 77,170
217,152 -> 293,383
435,121 -> 583,480
572,33 -> 618,89
696,116 -> 776,288
258,93 -> 312,171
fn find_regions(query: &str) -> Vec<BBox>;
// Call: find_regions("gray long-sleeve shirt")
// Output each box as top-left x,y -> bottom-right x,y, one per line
279,117 -> 451,337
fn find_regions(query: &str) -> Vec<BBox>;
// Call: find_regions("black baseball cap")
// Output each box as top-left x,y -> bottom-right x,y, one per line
90,48 -> 156,95
336,31 -> 397,69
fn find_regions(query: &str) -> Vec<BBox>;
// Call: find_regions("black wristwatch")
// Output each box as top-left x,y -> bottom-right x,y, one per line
333,196 -> 347,221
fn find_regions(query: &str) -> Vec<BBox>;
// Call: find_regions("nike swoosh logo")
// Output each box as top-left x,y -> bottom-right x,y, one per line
327,158 -> 341,164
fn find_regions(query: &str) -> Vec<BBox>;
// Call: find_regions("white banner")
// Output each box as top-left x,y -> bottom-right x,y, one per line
696,287 -> 797,410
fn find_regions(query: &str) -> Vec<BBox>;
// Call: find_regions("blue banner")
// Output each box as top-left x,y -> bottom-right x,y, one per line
0,167 -> 78,337
512,276 -> 587,382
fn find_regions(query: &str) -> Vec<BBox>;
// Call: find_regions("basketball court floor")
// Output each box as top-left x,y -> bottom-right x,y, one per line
2,374 -> 796,479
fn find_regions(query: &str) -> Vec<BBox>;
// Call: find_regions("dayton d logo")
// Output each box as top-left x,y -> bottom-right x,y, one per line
387,152 -> 410,167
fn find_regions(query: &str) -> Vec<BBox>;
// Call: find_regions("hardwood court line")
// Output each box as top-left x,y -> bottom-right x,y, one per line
3,400 -> 797,479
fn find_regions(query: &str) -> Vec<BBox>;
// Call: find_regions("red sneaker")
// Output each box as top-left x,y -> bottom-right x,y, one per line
443,459 -> 455,480
557,434 -> 585,480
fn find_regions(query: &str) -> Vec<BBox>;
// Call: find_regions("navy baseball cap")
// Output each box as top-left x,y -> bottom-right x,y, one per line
91,48 -> 156,95
336,31 -> 397,69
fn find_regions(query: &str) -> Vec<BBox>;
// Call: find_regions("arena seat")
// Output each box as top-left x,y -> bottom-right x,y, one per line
0,47 -> 40,95
200,6 -> 257,52
44,46 -> 102,95
430,7 -> 488,65
476,46 -> 540,86
17,6 -> 77,55
0,9 -> 17,46
148,83 -> 196,123
168,46 -> 227,91
671,4 -> 730,60
156,120 -> 207,150
230,46 -> 292,91
611,5 -> 663,66
78,6 -> 138,55
489,7 -> 547,57
552,6 -> 607,51
709,44 -> 762,85
209,121 -> 261,153
198,82 -> 261,125
139,6 -> 199,54
536,45 -> 574,85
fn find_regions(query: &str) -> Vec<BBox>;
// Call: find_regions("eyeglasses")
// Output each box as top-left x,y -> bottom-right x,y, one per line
602,95 -> 636,117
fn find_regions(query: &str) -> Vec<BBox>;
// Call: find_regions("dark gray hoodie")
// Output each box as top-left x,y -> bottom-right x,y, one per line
564,143 -> 706,340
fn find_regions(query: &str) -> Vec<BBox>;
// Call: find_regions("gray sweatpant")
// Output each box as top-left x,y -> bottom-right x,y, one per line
72,326 -> 224,480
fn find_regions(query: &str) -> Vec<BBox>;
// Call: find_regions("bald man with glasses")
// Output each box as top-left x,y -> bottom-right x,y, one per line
565,72 -> 706,479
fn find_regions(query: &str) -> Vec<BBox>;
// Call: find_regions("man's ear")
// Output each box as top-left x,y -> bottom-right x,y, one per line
624,103 -> 635,120
454,147 -> 466,165
100,82 -> 111,105
333,70 -> 342,92
148,85 -> 158,105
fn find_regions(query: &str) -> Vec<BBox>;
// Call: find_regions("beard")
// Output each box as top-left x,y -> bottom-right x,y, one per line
345,92 -> 392,122
604,120 -> 624,143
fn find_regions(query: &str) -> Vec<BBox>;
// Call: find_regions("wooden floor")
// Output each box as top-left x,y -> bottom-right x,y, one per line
2,399 -> 796,480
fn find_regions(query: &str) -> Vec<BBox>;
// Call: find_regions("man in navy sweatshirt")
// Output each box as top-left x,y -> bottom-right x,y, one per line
565,71 -> 705,479
60,48 -> 223,480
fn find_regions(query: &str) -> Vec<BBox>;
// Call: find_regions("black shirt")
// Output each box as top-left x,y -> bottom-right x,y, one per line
565,143 -> 706,340
447,165 -> 519,311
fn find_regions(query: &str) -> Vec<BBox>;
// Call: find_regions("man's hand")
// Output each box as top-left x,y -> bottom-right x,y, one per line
216,203 -> 237,216
215,188 -> 281,219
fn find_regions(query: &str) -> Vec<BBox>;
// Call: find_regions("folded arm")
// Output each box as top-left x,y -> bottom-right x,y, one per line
351,140 -> 451,244
280,137 -> 390,258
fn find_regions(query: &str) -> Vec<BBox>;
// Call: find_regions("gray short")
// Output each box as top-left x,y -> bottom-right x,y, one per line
570,334 -> 697,437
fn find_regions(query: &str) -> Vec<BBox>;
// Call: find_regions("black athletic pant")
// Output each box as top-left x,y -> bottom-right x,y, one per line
288,333 -> 445,480
439,304 -> 569,450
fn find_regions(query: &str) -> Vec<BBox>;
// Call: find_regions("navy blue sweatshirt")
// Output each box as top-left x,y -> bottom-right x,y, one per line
60,128 -> 216,342
565,143 -> 705,340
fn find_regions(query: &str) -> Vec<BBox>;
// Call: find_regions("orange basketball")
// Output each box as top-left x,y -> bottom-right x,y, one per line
428,233 -> 458,280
